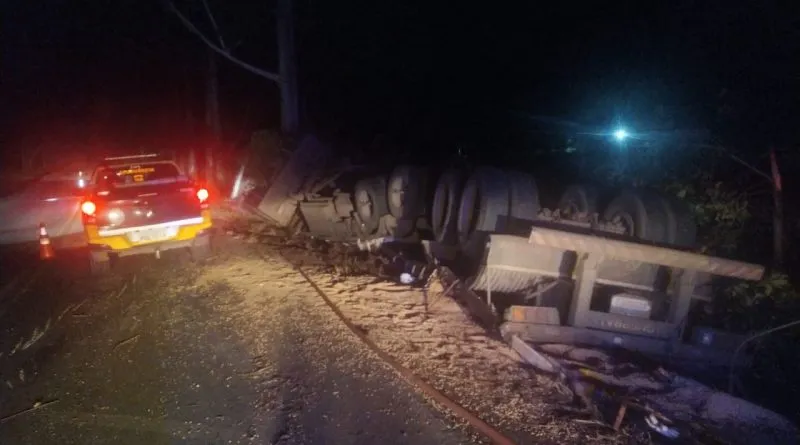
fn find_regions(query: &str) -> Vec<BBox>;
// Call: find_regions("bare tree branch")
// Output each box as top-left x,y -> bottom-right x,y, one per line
697,143 -> 772,182
723,150 -> 772,182
200,0 -> 226,50
166,0 -> 280,84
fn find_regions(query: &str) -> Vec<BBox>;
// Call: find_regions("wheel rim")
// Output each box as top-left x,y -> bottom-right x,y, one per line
562,200 -> 579,218
356,189 -> 373,220
388,176 -> 406,214
612,211 -> 636,237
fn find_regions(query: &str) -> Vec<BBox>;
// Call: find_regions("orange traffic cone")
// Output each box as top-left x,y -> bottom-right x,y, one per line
39,223 -> 55,260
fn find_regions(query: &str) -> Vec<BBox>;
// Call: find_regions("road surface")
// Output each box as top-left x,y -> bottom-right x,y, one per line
0,231 -> 480,444
0,171 -> 84,245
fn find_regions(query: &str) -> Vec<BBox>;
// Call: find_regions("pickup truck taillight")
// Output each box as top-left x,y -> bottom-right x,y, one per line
81,200 -> 97,216
196,188 -> 209,203
81,200 -> 98,225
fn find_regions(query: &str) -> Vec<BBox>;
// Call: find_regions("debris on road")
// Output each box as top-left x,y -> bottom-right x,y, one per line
0,399 -> 59,424
112,334 -> 140,351
217,211 -> 643,443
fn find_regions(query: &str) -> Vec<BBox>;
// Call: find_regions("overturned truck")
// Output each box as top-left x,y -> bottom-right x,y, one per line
244,135 -> 766,368
238,135 -> 798,442
245,137 -> 764,366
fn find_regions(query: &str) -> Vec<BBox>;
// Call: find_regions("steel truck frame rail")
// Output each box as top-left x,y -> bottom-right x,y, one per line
493,224 -> 765,366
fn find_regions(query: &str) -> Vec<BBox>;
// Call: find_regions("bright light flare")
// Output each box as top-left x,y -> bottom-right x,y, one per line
613,128 -> 629,142
81,200 -> 97,216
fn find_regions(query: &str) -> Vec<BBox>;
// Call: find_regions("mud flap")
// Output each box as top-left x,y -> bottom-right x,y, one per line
468,234 -> 575,295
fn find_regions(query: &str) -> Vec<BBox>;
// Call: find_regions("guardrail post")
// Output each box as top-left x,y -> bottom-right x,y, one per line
568,252 -> 603,327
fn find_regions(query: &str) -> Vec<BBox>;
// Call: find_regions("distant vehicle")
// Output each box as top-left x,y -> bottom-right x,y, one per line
0,170 -> 85,245
80,154 -> 213,274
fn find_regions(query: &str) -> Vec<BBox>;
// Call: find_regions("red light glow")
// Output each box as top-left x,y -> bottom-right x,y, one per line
81,200 -> 97,216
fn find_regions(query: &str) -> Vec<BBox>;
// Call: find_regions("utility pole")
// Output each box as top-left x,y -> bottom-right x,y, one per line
276,0 -> 299,136
205,47 -> 222,186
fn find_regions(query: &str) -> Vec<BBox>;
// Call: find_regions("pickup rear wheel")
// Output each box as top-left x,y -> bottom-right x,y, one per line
191,234 -> 214,261
89,251 -> 111,275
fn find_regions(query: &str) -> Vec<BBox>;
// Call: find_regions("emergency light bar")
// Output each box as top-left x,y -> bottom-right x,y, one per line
103,153 -> 160,162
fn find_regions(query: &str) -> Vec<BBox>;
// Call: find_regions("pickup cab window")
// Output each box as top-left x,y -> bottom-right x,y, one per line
94,162 -> 187,189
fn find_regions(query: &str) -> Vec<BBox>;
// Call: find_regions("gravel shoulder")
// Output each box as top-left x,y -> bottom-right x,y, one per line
276,243 -> 618,445
238,213 -> 648,445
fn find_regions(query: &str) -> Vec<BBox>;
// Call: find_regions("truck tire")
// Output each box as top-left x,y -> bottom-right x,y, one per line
600,190 -> 671,292
89,251 -> 111,275
354,176 -> 389,236
430,169 -> 465,245
602,189 -> 670,243
507,171 -> 540,233
457,166 -> 511,258
659,194 -> 698,248
387,165 -> 429,219
558,184 -> 599,219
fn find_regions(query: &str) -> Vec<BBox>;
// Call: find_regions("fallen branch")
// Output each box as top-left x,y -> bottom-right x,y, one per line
9,318 -> 52,356
56,303 -> 76,322
113,282 -> 129,300
729,317 -> 800,394
113,334 -> 140,351
0,399 -> 59,424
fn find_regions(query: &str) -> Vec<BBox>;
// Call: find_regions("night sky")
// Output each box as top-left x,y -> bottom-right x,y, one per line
2,1 -> 799,163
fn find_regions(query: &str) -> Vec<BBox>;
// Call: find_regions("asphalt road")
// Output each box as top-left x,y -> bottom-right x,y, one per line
0,232 -> 479,444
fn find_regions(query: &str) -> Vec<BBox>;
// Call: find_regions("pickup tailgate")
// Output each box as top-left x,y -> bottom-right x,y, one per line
94,183 -> 203,232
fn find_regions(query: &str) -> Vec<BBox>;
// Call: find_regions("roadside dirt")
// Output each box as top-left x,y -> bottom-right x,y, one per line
222,213 -> 651,445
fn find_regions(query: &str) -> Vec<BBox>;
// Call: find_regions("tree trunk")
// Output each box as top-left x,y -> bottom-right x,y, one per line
205,48 -> 222,186
276,0 -> 299,135
770,148 -> 784,270
184,66 -> 197,179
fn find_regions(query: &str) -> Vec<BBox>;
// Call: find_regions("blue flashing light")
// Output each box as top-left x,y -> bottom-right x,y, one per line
613,128 -> 629,142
